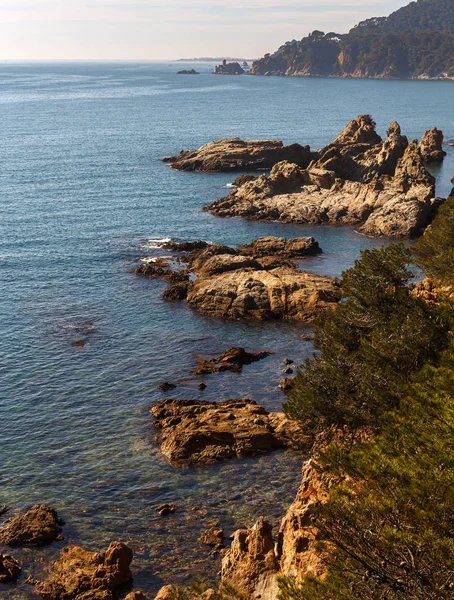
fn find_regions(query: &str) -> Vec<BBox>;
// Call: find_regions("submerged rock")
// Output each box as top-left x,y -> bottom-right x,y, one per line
419,127 -> 446,162
0,554 -> 21,584
192,347 -> 273,375
0,504 -> 64,547
35,541 -> 133,600
150,399 -> 306,465
162,138 -> 312,172
206,117 -> 442,237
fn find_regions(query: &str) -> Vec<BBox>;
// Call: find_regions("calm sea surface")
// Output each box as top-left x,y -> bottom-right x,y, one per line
1,61 -> 453,597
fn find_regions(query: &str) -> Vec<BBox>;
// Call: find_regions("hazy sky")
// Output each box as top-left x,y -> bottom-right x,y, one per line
1,0 -> 411,60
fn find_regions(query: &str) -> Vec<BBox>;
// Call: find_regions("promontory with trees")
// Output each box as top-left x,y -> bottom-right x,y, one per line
249,0 -> 454,79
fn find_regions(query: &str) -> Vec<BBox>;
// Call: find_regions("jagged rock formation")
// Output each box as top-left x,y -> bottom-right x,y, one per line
220,458 -> 346,599
0,554 -> 21,584
35,541 -> 133,600
191,347 -> 273,375
0,504 -> 64,547
162,139 -> 312,172
206,116 -> 442,237
249,1 -> 454,80
214,61 -> 245,75
177,69 -> 199,75
150,399 -> 306,465
419,127 -> 446,162
135,236 -> 341,322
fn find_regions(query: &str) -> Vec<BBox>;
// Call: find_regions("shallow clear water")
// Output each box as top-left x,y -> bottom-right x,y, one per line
1,61 -> 453,597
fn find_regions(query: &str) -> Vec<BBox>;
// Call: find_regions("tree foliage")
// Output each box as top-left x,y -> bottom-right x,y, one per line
413,195 -> 454,286
284,244 -> 449,433
279,344 -> 454,599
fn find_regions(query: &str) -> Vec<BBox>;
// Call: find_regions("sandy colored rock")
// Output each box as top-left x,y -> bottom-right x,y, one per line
125,592 -> 145,600
192,347 -> 273,375
187,266 -> 340,322
206,117 -> 442,237
154,585 -> 177,600
162,138 -> 312,172
150,399 -> 306,465
239,236 -> 321,257
221,517 -> 279,600
0,504 -> 63,547
0,554 -> 21,584
419,127 -> 446,162
199,526 -> 225,549
35,541 -> 133,600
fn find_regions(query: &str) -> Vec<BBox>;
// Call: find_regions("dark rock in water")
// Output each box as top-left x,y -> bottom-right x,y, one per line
0,554 -> 21,584
35,541 -> 133,600
162,281 -> 189,300
155,504 -> 176,516
419,127 -> 446,162
279,378 -> 294,391
162,138 -> 312,172
283,367 -> 294,375
192,347 -> 273,375
205,116 -> 441,238
283,358 -> 293,365
161,240 -> 209,252
177,69 -> 199,75
0,504 -> 64,547
199,525 -> 225,549
214,61 -> 245,75
134,258 -> 173,279
150,398 -> 306,465
158,382 -> 177,392
198,382 -> 207,391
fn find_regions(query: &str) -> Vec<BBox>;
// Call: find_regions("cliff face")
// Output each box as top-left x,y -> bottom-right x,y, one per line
250,0 -> 454,80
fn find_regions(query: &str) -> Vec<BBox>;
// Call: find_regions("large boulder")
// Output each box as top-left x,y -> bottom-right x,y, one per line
419,127 -> 446,162
150,399 -> 305,465
186,266 -> 341,322
0,554 -> 21,584
0,504 -> 64,547
35,541 -> 133,600
239,236 -> 321,257
162,138 -> 312,172
206,119 -> 440,237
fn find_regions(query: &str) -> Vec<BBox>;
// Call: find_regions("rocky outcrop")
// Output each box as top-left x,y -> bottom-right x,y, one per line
186,265 -> 340,322
199,526 -> 225,550
206,117 -> 441,237
162,139 -> 312,172
222,518 -> 279,600
136,236 -> 340,322
219,459 -> 344,599
150,399 -> 306,465
192,347 -> 273,375
214,61 -> 245,75
0,554 -> 21,584
35,541 -> 133,600
177,69 -> 199,75
419,127 -> 446,162
0,504 -> 64,547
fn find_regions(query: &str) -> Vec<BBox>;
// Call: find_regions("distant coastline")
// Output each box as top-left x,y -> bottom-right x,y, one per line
176,57 -> 256,62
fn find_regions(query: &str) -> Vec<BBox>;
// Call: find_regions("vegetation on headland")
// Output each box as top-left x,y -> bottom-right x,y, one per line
250,0 -> 454,79
279,195 -> 454,599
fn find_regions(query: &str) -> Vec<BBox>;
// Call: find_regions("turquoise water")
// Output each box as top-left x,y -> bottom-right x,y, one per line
1,61 -> 453,596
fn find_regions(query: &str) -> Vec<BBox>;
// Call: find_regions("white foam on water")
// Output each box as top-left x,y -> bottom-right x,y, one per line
141,237 -> 172,249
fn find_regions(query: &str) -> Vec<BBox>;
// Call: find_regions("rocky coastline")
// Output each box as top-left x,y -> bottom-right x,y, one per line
204,116 -> 445,237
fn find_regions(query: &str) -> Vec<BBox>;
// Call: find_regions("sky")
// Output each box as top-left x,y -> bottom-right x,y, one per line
0,0 -> 412,61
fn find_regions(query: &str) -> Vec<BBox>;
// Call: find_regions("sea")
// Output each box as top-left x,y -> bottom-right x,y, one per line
1,61 -> 453,597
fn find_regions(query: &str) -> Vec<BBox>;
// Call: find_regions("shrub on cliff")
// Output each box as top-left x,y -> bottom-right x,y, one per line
413,195 -> 454,286
278,342 -> 454,599
284,243 -> 449,432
